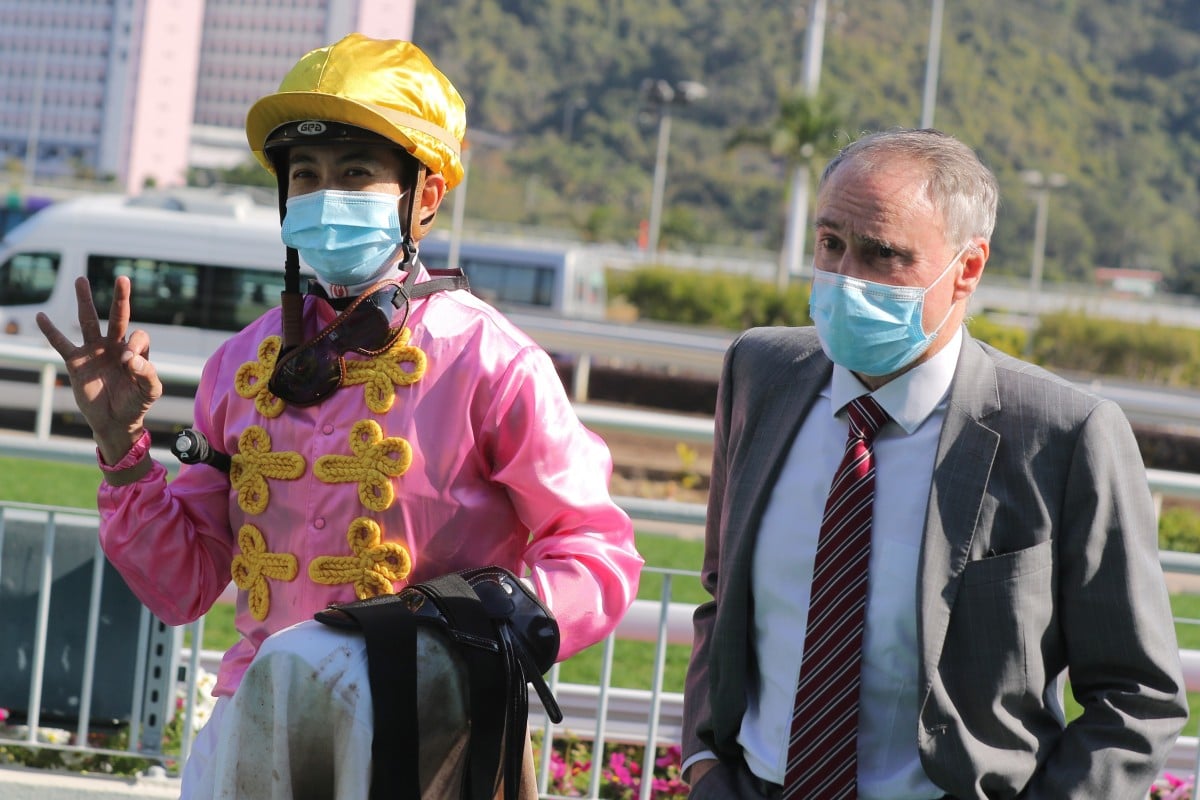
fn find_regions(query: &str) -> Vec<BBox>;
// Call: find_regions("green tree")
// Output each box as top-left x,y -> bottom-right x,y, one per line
189,159 -> 275,190
727,91 -> 845,289
405,1 -> 1200,293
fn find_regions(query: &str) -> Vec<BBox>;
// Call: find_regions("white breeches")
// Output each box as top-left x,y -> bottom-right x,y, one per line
178,618 -> 534,800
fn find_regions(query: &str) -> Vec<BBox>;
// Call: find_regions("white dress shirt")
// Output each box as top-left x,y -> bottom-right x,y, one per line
737,329 -> 962,800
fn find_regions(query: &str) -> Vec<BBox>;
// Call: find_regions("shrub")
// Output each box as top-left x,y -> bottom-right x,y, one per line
610,273 -> 1200,389
966,315 -> 1027,356
608,267 -> 809,331
1033,312 -> 1200,386
1160,507 -> 1200,553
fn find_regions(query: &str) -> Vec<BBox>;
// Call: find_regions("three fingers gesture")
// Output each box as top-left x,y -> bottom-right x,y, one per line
36,276 -> 163,465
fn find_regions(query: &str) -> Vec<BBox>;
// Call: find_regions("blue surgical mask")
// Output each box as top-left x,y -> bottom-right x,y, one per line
281,189 -> 405,286
809,246 -> 967,376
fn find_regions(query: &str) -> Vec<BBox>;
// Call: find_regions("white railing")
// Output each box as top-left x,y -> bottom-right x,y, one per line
5,502 -> 1200,792
5,334 -> 1200,435
0,502 -> 181,768
0,341 -> 205,441
0,492 -> 700,798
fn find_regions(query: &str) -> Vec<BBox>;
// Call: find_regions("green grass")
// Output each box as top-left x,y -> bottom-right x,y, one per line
3,454 -> 1198,732
0,455 -> 103,507
1171,594 -> 1200,736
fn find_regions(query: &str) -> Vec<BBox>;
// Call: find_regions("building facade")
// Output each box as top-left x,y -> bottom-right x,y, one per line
0,0 -> 415,192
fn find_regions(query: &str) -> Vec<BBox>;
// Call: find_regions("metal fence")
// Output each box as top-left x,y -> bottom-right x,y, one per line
0,493 -> 701,798
4,334 -> 1200,789
0,502 -> 180,766
5,493 -> 1200,793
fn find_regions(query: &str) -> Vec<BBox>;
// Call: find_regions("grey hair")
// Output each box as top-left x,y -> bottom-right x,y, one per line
819,128 -> 999,248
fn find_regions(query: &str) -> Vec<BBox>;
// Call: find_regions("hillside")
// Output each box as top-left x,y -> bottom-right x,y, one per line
410,0 -> 1199,294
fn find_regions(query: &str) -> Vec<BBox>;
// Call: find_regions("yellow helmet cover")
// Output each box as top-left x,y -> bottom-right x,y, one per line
246,34 -> 466,189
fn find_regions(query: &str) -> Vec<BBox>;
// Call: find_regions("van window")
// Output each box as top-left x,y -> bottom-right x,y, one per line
417,239 -> 606,318
88,255 -> 286,333
460,259 -> 554,308
0,251 -> 60,305
90,255 -> 202,328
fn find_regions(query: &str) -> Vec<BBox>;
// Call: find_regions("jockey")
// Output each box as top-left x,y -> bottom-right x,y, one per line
36,33 -> 642,799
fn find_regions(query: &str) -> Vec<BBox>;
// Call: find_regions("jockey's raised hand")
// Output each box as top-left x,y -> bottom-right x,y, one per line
36,275 -> 162,465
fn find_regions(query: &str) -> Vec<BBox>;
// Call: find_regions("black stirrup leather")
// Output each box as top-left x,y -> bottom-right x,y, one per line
315,566 -> 564,800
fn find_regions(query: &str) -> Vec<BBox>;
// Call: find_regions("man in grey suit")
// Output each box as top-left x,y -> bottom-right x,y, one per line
681,128 -> 1187,799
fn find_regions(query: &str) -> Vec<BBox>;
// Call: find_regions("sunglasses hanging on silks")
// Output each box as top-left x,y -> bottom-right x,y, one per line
269,269 -> 468,407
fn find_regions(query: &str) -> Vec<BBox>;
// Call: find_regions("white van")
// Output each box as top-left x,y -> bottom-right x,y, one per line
418,235 -> 609,320
0,190 -> 293,368
0,192 -> 611,369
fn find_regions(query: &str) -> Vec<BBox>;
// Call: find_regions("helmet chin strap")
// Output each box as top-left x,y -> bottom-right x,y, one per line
400,165 -> 429,267
272,153 -> 306,353
281,246 -> 305,351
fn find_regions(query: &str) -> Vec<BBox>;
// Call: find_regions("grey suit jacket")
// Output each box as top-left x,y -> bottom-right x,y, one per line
682,326 -> 1187,799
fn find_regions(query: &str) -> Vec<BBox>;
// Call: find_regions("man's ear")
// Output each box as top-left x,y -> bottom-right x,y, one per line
413,172 -> 447,241
954,238 -> 989,301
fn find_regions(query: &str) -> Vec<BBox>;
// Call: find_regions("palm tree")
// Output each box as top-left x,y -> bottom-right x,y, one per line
728,91 -> 845,290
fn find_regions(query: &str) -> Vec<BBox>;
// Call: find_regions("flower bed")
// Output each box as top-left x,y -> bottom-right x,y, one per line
1,693 -> 1190,799
534,733 -> 687,799
0,668 -> 218,778
1155,773 -> 1197,800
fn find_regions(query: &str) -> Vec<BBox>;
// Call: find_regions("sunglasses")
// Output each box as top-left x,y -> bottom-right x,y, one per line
268,279 -> 408,407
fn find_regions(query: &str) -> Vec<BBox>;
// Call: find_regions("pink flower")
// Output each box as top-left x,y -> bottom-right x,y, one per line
653,777 -> 675,793
550,749 -> 566,781
0,708 -> 8,723
609,751 -> 635,785
656,744 -> 682,769
1151,772 -> 1195,800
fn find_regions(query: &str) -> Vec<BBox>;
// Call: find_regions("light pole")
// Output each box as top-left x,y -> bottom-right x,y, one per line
641,78 -> 707,256
920,0 -> 945,129
777,0 -> 829,289
445,130 -> 514,268
23,47 -> 48,187
1022,169 -> 1068,352
446,142 -> 471,270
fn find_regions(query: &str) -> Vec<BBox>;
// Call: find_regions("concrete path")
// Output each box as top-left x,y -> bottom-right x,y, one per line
0,766 -> 178,800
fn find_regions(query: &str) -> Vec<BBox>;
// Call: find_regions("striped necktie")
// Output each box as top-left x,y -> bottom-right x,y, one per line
783,394 -> 890,799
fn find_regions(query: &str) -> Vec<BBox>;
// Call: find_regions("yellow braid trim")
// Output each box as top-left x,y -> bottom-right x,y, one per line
234,336 -> 286,418
231,524 -> 298,621
312,419 -> 412,512
308,517 -> 413,599
230,425 -> 306,514
343,328 -> 427,413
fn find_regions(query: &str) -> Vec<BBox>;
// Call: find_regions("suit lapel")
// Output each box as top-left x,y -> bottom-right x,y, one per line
918,336 -> 1001,686
726,349 -> 832,579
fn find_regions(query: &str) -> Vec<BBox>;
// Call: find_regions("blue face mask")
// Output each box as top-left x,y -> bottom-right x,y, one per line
809,246 -> 966,377
281,189 -> 405,286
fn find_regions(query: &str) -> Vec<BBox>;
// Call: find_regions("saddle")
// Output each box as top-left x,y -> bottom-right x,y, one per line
315,566 -> 563,800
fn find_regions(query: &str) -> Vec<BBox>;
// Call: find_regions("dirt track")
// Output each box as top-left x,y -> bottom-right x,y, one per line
599,426 -> 712,505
